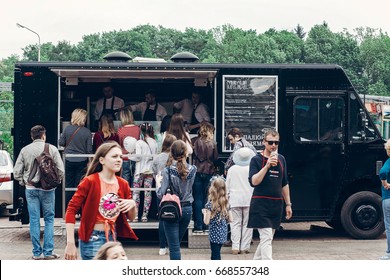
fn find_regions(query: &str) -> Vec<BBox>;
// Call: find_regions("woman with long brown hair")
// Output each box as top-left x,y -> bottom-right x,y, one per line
93,114 -> 120,152
156,140 -> 197,260
167,113 -> 193,155
192,122 -> 218,233
64,142 -> 138,260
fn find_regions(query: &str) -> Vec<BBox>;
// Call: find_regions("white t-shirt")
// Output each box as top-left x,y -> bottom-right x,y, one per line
94,96 -> 125,120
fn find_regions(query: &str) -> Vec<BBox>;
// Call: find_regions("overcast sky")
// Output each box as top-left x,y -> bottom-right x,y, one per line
1,0 -> 389,60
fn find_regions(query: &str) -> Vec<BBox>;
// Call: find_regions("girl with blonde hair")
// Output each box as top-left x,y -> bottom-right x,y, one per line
93,241 -> 128,260
157,140 -> 197,260
203,177 -> 231,260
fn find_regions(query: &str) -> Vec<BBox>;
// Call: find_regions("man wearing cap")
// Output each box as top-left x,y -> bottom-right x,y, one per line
226,147 -> 256,255
248,129 -> 292,260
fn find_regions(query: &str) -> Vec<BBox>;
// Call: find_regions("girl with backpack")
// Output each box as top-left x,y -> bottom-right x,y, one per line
152,133 -> 177,256
64,142 -> 138,260
156,140 -> 197,260
129,123 -> 158,222
203,177 -> 231,260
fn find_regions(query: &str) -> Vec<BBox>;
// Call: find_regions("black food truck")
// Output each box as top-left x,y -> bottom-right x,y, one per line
10,52 -> 387,239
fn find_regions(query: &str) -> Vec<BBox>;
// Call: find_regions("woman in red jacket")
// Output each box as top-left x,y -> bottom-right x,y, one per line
64,142 -> 138,260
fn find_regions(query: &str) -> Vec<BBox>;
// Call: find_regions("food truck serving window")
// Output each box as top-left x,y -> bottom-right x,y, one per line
222,75 -> 278,152
294,97 -> 344,143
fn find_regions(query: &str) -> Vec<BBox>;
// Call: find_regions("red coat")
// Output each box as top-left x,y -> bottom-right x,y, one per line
65,173 -> 138,242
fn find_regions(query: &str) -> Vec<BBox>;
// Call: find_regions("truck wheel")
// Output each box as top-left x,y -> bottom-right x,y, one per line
341,191 -> 384,239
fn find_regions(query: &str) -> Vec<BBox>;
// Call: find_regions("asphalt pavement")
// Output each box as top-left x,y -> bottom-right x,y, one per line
0,216 -> 387,260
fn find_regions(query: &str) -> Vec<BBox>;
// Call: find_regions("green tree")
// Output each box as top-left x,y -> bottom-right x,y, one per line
359,32 -> 390,95
0,55 -> 19,82
294,24 -> 306,39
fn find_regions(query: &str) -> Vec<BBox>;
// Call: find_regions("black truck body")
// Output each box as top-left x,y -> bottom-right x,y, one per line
11,60 -> 386,239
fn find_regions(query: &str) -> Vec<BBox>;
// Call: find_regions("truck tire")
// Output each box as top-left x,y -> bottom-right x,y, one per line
341,191 -> 384,239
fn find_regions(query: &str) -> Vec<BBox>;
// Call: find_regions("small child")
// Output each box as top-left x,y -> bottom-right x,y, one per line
93,241 -> 128,260
202,177 -> 232,260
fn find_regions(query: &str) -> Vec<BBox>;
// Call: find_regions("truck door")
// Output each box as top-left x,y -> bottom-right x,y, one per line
285,95 -> 345,220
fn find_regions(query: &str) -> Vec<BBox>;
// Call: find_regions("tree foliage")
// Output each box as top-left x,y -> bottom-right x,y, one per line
1,23 -> 390,95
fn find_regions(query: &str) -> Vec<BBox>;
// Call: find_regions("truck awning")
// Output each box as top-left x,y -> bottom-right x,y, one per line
49,68 -> 218,83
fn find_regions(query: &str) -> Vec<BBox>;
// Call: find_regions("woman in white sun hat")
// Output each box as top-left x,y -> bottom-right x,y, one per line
226,147 -> 256,255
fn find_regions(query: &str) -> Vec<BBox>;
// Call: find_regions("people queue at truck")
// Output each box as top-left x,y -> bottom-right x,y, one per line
39,85 -> 294,261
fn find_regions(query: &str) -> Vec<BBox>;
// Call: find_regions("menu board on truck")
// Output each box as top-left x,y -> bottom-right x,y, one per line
222,75 -> 278,152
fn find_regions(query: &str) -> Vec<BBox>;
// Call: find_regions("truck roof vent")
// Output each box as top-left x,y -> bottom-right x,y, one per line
103,51 -> 132,62
170,52 -> 199,63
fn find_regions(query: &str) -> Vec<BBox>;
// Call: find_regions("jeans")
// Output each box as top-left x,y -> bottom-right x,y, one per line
193,173 -> 212,230
253,228 -> 275,260
122,160 -> 135,187
163,205 -> 192,260
157,197 -> 167,249
210,242 -> 223,260
25,188 -> 55,258
383,198 -> 390,254
79,230 -> 114,260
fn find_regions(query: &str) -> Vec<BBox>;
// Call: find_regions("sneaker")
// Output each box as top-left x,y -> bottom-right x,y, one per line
44,253 -> 60,260
379,253 -> 390,260
32,255 -> 43,260
159,248 -> 167,256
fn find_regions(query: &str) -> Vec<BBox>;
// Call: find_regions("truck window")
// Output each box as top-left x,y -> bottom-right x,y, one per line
349,92 -> 380,142
294,97 -> 344,143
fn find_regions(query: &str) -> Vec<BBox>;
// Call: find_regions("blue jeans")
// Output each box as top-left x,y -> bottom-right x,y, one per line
163,205 -> 192,260
25,188 -> 55,258
383,198 -> 390,254
122,160 -> 135,186
193,173 -> 212,230
210,242 -> 223,260
157,197 -> 167,249
79,230 -> 114,260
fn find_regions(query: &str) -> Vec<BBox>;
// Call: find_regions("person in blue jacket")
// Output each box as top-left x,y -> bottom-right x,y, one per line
379,139 -> 390,260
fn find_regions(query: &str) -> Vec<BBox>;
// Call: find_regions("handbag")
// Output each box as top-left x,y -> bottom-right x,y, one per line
158,169 -> 182,222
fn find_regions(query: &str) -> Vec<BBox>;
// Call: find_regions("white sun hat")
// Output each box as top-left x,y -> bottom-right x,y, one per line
232,147 -> 256,166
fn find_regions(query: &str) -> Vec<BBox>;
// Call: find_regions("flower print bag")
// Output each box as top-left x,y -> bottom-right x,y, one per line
158,170 -> 182,222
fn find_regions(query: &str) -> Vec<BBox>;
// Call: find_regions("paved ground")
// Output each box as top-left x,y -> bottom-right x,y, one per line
0,216 -> 387,260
